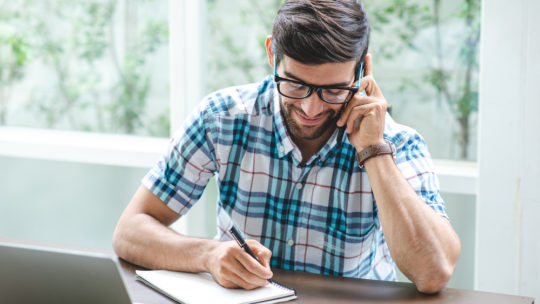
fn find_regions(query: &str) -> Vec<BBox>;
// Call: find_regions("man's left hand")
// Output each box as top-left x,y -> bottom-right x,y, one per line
336,53 -> 388,152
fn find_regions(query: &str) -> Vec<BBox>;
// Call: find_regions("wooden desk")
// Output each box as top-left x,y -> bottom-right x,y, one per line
119,259 -> 535,304
0,238 -> 533,303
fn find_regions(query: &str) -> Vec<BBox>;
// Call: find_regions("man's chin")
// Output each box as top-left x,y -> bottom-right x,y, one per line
282,104 -> 339,140
292,123 -> 335,140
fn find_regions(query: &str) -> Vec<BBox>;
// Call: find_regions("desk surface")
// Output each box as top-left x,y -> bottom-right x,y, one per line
119,259 -> 535,304
0,238 -> 533,304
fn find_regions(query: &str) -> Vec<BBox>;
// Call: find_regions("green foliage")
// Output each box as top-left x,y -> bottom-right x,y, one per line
369,1 -> 432,60
0,0 -> 170,137
0,1 -> 33,124
0,35 -> 29,81
75,1 -> 116,61
205,0 -> 283,93
365,0 -> 481,159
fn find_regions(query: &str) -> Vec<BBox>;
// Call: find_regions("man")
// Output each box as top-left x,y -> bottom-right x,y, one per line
113,0 -> 460,294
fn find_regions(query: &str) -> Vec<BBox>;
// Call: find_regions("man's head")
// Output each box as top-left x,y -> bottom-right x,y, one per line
266,0 -> 370,143
271,0 -> 370,80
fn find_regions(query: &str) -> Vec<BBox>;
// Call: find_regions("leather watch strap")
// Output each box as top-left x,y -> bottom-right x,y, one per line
356,141 -> 395,168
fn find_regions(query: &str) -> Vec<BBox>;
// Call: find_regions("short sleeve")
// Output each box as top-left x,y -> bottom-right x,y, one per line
142,104 -> 218,216
391,132 -> 448,218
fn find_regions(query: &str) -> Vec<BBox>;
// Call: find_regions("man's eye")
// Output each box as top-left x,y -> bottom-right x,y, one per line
285,82 -> 305,90
326,89 -> 344,96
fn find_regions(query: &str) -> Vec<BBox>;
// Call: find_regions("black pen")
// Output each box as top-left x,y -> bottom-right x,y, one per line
229,225 -> 272,283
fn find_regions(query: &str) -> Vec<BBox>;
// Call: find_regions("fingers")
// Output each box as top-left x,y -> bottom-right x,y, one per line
337,95 -> 387,127
216,269 -> 265,290
211,240 -> 272,290
364,53 -> 373,76
246,239 -> 273,270
357,75 -> 383,100
352,54 -> 383,100
237,240 -> 273,280
344,102 -> 385,134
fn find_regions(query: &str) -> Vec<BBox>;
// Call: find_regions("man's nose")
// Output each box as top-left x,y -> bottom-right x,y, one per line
300,93 -> 325,118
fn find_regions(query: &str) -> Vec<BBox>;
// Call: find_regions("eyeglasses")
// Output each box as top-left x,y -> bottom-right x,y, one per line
273,54 -> 363,105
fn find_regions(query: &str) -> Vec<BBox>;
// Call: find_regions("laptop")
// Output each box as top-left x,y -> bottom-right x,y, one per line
0,241 -> 132,304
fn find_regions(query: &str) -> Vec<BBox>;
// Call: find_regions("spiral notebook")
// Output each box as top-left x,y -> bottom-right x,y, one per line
136,269 -> 297,304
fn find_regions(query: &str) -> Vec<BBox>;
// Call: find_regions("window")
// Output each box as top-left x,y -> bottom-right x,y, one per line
204,0 -> 481,161
0,0 -> 480,167
205,0 -> 279,94
364,0 -> 480,161
0,0 -> 169,137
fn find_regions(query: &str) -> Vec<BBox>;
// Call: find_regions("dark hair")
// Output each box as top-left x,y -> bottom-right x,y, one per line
272,0 -> 370,80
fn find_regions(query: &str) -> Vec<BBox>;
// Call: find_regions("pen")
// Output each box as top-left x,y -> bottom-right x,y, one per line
229,225 -> 272,282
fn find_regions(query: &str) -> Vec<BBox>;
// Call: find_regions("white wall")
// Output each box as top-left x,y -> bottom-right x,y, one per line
0,154 -> 218,249
0,156 -> 146,249
476,0 -> 540,299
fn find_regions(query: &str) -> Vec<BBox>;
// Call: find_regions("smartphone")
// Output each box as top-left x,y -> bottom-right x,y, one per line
337,60 -> 365,146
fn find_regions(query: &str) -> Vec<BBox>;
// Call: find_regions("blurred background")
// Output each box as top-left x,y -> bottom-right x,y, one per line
0,0 -> 538,300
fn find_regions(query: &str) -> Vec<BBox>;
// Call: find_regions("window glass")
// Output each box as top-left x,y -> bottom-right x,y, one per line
0,0 -> 169,137
207,0 -> 480,160
205,0 -> 280,94
364,0 -> 480,161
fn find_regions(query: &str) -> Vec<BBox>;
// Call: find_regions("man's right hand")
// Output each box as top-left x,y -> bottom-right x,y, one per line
113,185 -> 273,290
206,239 -> 273,290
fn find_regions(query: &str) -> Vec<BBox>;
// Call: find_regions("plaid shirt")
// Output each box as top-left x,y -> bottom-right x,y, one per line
143,75 -> 447,281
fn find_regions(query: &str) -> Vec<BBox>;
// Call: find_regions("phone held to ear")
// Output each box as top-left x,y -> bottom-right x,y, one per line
337,60 -> 365,147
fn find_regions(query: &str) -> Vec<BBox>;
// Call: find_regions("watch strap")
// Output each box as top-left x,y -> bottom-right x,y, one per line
356,141 -> 394,168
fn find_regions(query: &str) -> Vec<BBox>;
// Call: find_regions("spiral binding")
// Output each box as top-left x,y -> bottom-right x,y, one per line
269,279 -> 296,293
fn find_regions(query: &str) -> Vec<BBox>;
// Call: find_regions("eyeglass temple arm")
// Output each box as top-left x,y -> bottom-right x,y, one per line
273,54 -> 277,76
357,61 -> 364,87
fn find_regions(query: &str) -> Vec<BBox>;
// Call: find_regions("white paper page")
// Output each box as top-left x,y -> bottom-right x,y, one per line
136,270 -> 296,304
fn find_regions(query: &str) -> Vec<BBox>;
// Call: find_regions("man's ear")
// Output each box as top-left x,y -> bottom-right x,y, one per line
265,35 -> 274,70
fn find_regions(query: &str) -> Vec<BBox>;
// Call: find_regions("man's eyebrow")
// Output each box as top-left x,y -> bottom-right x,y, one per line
282,70 -> 352,87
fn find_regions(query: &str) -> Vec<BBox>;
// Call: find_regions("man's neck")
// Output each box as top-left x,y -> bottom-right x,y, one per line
292,125 -> 336,163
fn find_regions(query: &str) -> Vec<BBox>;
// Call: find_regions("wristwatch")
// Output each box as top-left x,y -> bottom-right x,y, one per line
356,140 -> 396,168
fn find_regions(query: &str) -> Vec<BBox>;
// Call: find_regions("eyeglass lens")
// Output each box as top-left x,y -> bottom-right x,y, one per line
277,80 -> 352,104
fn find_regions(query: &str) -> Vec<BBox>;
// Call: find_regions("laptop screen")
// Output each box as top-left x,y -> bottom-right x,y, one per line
0,242 -> 132,304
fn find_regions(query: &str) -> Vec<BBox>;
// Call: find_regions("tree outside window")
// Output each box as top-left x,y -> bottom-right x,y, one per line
0,0 -> 169,137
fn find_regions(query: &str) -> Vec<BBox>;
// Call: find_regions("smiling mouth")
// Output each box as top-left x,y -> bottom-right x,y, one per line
294,111 -> 327,126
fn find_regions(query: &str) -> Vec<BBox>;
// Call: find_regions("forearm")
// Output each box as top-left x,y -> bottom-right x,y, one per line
113,184 -> 273,290
113,212 -> 218,272
364,155 -> 461,293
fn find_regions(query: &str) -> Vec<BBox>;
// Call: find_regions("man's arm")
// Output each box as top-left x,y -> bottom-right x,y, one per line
337,54 -> 460,293
365,155 -> 460,293
113,185 -> 273,289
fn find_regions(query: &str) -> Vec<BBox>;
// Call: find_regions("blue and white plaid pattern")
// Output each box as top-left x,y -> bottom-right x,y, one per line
143,75 -> 447,281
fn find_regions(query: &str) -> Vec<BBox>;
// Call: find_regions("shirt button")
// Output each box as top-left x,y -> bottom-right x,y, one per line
288,239 -> 295,246
320,156 -> 326,162
296,183 -> 303,190
279,145 -> 284,153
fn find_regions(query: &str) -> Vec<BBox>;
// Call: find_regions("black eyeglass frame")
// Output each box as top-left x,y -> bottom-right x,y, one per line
273,54 -> 363,105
